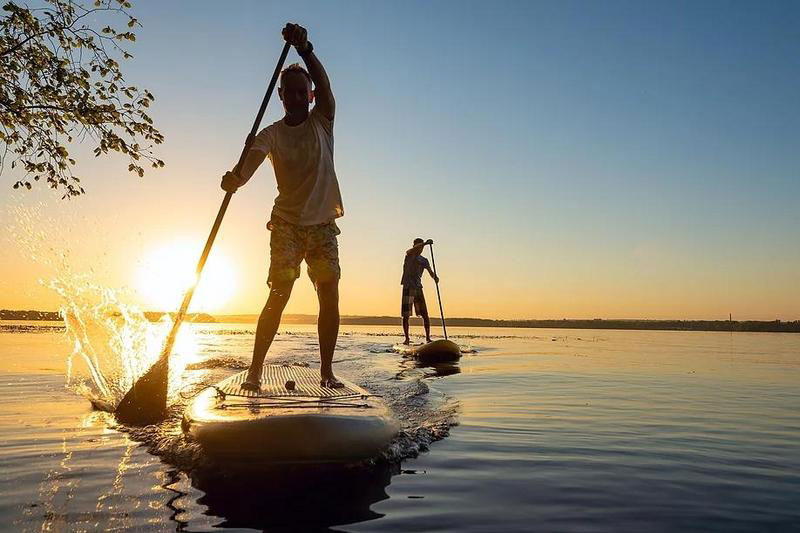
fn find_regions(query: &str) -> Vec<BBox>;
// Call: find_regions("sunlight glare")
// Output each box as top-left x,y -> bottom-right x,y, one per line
135,240 -> 236,313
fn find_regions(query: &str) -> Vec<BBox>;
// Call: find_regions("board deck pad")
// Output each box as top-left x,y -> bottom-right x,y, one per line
218,365 -> 362,399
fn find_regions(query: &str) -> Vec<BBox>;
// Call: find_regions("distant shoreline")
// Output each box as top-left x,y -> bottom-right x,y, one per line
2,309 -> 799,333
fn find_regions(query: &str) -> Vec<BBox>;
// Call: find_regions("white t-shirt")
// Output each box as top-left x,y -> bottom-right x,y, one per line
249,106 -> 343,226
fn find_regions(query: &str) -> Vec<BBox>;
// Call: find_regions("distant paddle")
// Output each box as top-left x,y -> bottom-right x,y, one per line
428,243 -> 447,339
115,42 -> 292,425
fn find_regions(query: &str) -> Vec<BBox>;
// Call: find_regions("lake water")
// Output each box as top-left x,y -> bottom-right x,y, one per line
1,321 -> 799,531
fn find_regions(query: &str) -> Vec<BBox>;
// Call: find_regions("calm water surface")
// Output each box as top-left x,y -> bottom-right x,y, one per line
1,322 -> 798,532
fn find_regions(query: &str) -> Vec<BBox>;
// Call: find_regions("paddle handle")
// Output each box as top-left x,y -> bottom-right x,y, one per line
428,243 -> 448,340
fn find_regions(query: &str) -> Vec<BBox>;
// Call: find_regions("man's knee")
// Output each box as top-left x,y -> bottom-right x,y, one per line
316,280 -> 339,308
266,282 -> 294,308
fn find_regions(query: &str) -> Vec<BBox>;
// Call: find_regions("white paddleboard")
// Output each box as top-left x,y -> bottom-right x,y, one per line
182,364 -> 399,465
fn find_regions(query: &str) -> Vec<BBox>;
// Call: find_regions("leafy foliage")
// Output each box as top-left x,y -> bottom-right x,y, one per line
0,0 -> 164,197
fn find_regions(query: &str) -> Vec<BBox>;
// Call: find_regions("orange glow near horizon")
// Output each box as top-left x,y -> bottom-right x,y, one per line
135,240 -> 236,313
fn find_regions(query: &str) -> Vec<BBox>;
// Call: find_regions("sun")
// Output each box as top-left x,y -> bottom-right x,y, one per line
135,240 -> 236,313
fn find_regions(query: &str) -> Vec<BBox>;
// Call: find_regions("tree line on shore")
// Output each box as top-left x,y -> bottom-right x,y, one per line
3,309 -> 799,333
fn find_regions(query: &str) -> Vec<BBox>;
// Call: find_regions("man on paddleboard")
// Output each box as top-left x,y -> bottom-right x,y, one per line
221,23 -> 344,389
401,238 -> 439,345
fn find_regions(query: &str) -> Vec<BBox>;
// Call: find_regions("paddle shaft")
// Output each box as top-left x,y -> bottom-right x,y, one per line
159,41 -> 291,356
428,243 -> 448,339
159,41 -> 291,360
115,42 -> 291,423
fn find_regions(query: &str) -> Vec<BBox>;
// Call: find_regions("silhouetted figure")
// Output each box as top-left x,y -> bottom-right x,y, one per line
221,23 -> 343,389
401,238 -> 438,344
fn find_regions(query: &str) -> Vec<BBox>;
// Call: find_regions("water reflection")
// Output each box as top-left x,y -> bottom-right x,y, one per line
22,421 -> 137,532
190,463 -> 398,530
94,436 -> 137,531
395,357 -> 462,380
417,360 -> 461,378
162,469 -> 190,531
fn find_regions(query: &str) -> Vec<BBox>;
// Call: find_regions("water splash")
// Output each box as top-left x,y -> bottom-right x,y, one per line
52,275 -> 161,404
5,202 -> 191,407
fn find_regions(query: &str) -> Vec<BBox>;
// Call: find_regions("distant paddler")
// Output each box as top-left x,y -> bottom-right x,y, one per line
400,238 -> 438,345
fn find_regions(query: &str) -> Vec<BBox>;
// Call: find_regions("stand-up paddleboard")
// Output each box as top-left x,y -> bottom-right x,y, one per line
393,339 -> 461,363
182,364 -> 399,465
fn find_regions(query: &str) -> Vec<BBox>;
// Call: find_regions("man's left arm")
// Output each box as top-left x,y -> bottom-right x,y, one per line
406,239 -> 433,256
283,23 -> 335,121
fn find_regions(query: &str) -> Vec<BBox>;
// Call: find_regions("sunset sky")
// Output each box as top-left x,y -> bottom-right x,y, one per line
2,0 -> 799,320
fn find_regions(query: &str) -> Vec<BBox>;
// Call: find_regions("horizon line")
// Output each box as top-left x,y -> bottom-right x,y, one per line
1,309 -> 798,324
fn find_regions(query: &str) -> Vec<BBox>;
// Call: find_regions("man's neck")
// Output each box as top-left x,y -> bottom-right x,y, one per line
283,110 -> 309,126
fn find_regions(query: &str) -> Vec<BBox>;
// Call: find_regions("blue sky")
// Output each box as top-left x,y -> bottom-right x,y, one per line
2,0 -> 798,319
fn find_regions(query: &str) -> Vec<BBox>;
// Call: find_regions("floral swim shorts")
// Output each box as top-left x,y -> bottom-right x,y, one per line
401,285 -> 428,318
268,216 -> 341,286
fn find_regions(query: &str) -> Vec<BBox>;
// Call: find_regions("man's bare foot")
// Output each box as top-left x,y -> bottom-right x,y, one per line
241,379 -> 260,392
320,375 -> 344,389
402,338 -> 411,345
241,366 -> 262,391
426,337 -> 432,343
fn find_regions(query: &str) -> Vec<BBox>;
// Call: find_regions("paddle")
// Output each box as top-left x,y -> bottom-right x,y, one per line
428,243 -> 448,340
115,42 -> 292,425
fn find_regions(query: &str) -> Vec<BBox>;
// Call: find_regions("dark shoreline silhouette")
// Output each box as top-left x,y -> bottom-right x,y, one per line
0,310 -> 215,323
2,309 -> 798,333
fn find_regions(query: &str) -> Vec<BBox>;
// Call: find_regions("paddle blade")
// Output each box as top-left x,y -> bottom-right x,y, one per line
115,356 -> 168,425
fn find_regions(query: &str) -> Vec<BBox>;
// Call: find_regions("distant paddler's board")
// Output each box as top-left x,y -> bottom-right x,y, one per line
182,364 -> 399,465
393,339 -> 461,363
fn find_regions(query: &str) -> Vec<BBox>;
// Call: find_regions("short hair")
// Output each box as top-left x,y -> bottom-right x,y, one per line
280,63 -> 312,87
413,238 -> 424,245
